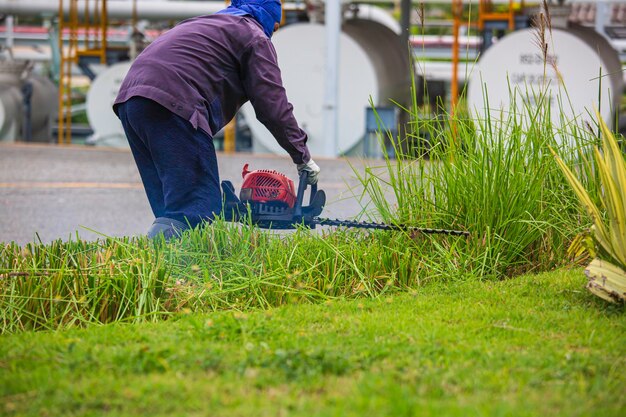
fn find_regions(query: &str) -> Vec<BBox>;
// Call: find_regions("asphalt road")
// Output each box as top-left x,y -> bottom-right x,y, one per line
0,143 -> 378,245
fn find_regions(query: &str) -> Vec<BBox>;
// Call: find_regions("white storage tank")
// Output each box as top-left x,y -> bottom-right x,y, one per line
242,16 -> 411,156
24,74 -> 58,142
86,61 -> 131,147
467,25 -> 623,146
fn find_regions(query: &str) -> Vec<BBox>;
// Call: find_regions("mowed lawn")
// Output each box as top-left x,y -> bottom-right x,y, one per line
1,269 -> 624,417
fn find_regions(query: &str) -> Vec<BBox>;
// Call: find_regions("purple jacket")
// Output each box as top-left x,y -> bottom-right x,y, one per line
114,14 -> 310,164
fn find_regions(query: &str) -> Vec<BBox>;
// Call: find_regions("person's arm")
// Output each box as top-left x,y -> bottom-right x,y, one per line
241,38 -> 310,165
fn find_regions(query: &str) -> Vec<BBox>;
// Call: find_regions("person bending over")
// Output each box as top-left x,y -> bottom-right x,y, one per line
113,0 -> 320,239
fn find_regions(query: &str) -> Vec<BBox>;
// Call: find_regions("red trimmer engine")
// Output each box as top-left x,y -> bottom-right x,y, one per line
239,163 -> 297,208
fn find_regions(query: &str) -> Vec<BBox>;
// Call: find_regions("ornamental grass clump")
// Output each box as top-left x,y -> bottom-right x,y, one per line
354,97 -> 599,279
552,115 -> 626,303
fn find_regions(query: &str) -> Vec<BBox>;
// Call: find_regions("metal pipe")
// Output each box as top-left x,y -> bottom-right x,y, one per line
324,0 -> 340,157
0,0 -> 224,20
5,14 -> 13,51
595,1 -> 611,42
0,0 -> 305,20
400,0 -> 410,51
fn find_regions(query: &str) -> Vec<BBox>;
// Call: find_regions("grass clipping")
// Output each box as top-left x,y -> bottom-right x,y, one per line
551,115 -> 626,303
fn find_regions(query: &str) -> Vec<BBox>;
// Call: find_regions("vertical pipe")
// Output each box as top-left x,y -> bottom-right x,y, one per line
6,15 -> 14,52
57,0 -> 65,144
324,0 -> 340,157
451,0 -> 460,114
595,1 -> 610,41
224,119 -> 236,153
65,0 -> 78,144
48,18 -> 61,82
85,0 -> 90,49
130,0 -> 138,59
400,0 -> 410,50
101,0 -> 108,64
399,0 -> 410,153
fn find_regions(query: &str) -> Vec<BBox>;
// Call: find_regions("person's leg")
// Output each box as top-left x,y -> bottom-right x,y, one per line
122,97 -> 222,229
117,98 -> 166,218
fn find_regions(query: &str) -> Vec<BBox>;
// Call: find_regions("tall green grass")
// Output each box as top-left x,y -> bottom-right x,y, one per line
0,237 -> 171,332
355,89 -> 602,279
1,220 -> 466,333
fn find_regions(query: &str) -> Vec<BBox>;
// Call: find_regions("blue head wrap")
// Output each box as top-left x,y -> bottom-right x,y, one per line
216,0 -> 282,38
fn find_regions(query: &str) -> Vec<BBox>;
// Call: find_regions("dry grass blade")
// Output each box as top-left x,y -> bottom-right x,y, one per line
532,12 -> 548,64
415,2 -> 425,29
542,0 -> 552,35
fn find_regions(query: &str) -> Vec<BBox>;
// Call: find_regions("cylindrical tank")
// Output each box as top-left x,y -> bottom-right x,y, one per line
27,74 -> 58,143
0,60 -> 58,143
566,23 -> 622,107
0,60 -> 27,85
0,83 -> 22,142
0,60 -> 26,143
242,17 -> 411,157
86,61 -> 131,147
467,27 -> 623,146
342,17 -> 411,109
242,22 -> 378,157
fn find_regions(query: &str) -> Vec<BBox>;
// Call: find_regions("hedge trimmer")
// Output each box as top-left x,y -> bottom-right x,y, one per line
221,164 -> 469,236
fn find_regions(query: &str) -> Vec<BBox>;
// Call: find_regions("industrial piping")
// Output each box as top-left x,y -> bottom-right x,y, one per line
0,0 -> 303,20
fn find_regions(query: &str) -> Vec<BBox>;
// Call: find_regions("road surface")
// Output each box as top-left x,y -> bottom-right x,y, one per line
0,143 -> 382,245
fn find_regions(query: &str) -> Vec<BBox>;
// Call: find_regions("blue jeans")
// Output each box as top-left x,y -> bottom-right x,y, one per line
116,96 -> 221,228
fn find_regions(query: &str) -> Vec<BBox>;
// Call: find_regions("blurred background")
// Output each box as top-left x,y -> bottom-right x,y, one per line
0,0 -> 624,156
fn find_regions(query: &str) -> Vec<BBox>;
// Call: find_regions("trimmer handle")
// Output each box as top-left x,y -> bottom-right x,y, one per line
294,170 -> 318,216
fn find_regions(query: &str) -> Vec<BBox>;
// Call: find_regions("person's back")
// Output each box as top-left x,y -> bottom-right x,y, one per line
117,14 -> 270,138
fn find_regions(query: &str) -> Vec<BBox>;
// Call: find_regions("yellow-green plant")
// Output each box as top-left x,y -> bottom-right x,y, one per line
551,116 -> 626,303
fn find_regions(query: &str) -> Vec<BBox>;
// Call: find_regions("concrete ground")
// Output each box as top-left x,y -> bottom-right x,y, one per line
0,143 -> 378,245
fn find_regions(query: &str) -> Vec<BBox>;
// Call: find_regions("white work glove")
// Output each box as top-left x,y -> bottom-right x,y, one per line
297,159 -> 320,185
